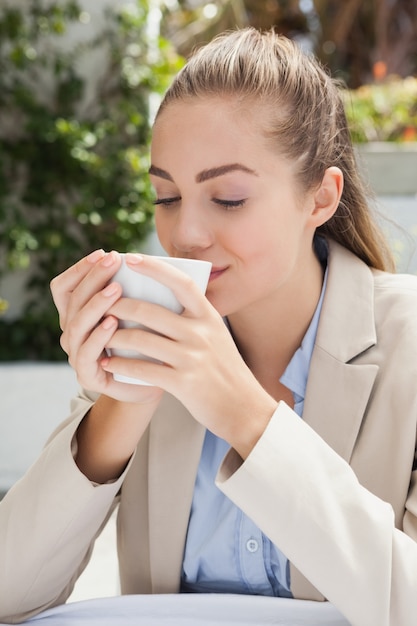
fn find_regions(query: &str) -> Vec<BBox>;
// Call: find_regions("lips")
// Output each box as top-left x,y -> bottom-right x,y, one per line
209,266 -> 227,281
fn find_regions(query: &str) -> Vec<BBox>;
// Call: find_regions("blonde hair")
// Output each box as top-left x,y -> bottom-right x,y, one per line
157,28 -> 395,271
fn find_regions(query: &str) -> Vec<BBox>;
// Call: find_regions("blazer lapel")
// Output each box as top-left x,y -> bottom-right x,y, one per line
303,240 -> 379,462
147,393 -> 205,592
303,350 -> 378,462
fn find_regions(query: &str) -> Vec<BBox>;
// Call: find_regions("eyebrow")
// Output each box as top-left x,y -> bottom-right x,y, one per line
148,162 -> 258,183
196,163 -> 258,183
148,165 -> 174,182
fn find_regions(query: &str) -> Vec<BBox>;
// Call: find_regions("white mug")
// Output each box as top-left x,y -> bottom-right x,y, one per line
107,255 -> 212,385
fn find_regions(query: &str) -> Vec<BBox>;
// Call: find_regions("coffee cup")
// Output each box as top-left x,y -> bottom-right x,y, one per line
107,255 -> 212,385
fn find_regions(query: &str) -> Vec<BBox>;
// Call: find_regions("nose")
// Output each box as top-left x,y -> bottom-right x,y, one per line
169,206 -> 213,255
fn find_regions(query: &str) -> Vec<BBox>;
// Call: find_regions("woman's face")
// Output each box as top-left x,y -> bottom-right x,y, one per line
150,98 -> 319,318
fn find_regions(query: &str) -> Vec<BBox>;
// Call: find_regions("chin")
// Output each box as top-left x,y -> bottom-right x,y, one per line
205,291 -> 226,315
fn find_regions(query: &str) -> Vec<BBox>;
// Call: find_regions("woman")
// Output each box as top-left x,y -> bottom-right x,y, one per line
1,28 -> 417,626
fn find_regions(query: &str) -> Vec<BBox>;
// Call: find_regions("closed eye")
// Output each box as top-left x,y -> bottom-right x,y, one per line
153,196 -> 181,207
212,198 -> 247,209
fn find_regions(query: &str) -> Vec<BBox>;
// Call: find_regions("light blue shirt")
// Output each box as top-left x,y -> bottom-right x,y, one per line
181,241 -> 328,597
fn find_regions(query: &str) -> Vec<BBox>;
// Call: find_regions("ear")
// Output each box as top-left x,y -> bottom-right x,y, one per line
308,166 -> 344,228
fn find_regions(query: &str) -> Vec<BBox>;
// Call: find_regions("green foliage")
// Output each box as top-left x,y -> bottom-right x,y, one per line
0,0 -> 183,360
343,77 -> 417,143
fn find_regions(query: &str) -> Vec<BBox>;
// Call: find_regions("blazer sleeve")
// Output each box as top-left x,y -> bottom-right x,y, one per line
216,401 -> 417,626
0,389 -> 127,624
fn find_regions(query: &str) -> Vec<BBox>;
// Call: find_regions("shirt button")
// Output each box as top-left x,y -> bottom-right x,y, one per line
246,538 -> 259,553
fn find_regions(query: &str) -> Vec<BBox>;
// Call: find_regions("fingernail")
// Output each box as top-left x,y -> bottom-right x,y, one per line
102,282 -> 119,297
101,251 -> 118,267
87,249 -> 105,263
102,316 -> 117,330
126,253 -> 143,265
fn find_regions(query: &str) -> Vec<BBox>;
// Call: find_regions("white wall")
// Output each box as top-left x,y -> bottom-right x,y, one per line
0,363 -> 78,494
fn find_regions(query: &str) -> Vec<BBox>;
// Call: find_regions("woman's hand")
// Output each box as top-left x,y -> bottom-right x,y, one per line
50,249 -> 163,405
51,250 -> 165,483
102,254 -> 278,458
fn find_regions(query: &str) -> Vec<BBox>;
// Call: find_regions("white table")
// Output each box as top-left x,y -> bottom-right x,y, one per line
1,594 -> 350,625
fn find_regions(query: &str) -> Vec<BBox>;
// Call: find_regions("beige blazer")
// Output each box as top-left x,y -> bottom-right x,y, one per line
1,240 -> 417,626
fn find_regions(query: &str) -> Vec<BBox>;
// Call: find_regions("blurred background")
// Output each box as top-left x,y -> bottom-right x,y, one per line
0,1 -> 416,593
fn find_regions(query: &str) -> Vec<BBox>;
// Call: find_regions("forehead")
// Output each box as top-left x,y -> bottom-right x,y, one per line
151,97 -> 276,164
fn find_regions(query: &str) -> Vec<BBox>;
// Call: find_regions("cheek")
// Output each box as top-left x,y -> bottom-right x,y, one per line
229,218 -> 278,262
235,218 -> 299,280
